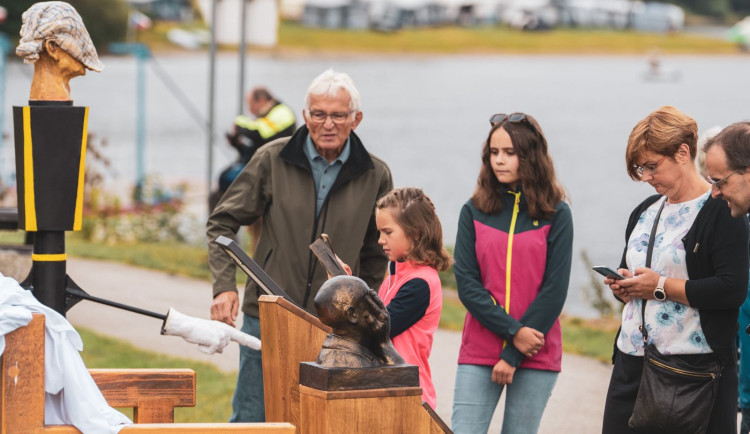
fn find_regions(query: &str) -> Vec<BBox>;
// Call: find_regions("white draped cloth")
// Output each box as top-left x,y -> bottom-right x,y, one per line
0,273 -> 131,434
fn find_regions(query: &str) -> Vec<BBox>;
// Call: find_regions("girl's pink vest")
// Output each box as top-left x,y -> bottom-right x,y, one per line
378,261 -> 442,409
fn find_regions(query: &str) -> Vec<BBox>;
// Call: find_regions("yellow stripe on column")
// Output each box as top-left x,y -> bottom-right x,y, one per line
22,106 -> 37,231
31,253 -> 67,261
73,107 -> 89,231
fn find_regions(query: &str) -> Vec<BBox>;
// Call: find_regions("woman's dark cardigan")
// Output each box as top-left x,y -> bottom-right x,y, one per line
617,194 -> 749,366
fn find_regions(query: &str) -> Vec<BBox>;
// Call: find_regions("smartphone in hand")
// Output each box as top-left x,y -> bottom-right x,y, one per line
592,265 -> 626,280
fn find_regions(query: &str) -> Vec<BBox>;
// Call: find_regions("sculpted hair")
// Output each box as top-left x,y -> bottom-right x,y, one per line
471,114 -> 566,220
703,122 -> 750,172
376,188 -> 453,272
625,106 -> 698,180
305,69 -> 361,112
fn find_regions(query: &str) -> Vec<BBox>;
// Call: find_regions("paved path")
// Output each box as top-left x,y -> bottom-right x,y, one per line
4,256 -> 613,433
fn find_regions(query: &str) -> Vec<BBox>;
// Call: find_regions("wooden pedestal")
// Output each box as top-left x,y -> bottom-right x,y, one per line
299,385 -> 430,434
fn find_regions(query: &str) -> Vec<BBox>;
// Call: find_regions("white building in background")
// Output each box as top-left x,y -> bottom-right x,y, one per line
196,0 -> 279,46
293,0 -> 684,32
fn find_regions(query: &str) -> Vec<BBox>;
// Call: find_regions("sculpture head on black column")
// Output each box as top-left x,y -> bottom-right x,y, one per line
16,1 -> 103,101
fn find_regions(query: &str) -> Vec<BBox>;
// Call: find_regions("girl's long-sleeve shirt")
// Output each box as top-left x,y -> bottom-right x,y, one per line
454,191 -> 573,371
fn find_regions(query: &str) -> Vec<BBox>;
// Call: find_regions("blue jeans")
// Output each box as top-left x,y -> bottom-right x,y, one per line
451,364 -> 558,434
229,314 -> 265,422
739,301 -> 750,433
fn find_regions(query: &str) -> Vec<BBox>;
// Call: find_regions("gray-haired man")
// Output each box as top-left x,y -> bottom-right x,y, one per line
207,69 -> 393,422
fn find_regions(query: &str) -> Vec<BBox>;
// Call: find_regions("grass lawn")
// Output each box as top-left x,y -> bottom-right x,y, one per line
139,20 -> 739,56
277,22 -> 738,55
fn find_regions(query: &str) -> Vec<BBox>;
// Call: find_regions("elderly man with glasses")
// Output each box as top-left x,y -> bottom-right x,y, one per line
704,122 -> 750,217
206,69 -> 393,423
703,121 -> 750,434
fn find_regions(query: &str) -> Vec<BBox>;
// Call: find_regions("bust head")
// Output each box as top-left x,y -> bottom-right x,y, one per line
315,275 -> 373,341
16,1 -> 103,100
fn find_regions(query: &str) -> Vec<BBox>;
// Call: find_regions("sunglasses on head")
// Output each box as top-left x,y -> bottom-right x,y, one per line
489,113 -> 528,126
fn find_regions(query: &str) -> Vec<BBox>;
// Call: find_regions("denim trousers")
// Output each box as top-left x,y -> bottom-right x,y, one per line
740,304 -> 750,434
229,314 -> 265,422
451,363 -> 558,434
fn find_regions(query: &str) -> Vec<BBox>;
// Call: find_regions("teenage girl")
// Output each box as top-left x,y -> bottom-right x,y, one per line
341,187 -> 452,409
451,113 -> 573,434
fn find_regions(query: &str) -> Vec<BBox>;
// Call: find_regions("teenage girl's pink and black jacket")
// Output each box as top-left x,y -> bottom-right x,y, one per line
454,188 -> 573,371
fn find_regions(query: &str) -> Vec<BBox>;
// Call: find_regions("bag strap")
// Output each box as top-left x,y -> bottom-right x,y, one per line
640,198 -> 667,343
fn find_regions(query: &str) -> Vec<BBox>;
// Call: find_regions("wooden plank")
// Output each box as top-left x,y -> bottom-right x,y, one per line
38,422 -> 297,433
422,402 -> 453,434
133,398 -> 174,424
1,313 -> 46,433
258,296 -> 330,429
89,369 -> 196,407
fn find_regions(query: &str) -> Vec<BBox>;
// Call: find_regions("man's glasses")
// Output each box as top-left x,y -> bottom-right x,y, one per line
490,113 -> 527,126
633,155 -> 667,178
706,169 -> 742,189
308,110 -> 354,124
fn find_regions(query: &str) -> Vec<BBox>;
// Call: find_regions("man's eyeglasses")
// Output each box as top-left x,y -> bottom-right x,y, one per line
706,169 -> 742,189
490,113 -> 527,126
308,110 -> 354,124
633,155 -> 667,178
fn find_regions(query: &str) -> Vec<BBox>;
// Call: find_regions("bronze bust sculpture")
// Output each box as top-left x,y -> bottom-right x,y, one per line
314,275 -> 404,368
16,1 -> 103,101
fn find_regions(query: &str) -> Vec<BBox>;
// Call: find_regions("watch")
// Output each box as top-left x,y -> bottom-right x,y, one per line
653,276 -> 667,301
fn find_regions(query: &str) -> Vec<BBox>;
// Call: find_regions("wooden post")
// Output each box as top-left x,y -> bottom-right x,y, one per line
258,295 -> 330,428
0,313 -> 46,432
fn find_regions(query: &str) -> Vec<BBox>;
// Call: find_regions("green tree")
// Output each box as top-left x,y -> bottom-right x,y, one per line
0,0 -> 129,52
668,0 -> 733,17
732,0 -> 750,14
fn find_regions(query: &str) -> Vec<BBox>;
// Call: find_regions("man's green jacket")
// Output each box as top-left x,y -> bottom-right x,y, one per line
207,126 -> 393,317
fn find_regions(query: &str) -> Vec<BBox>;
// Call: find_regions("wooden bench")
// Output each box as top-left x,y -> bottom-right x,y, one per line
1,314 -> 295,433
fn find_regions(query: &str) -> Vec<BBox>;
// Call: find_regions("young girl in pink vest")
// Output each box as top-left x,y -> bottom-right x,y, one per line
374,187 -> 452,409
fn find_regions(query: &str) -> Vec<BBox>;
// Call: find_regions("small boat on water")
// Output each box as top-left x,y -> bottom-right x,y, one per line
641,69 -> 682,82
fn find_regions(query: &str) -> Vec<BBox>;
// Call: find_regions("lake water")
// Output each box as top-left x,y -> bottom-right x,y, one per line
1,52 -> 748,317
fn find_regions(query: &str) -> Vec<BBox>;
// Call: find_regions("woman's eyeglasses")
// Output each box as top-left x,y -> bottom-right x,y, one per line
633,155 -> 667,178
489,113 -> 527,126
705,169 -> 742,189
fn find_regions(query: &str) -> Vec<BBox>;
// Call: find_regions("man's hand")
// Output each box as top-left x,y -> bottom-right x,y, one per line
492,359 -> 516,385
211,291 -> 239,327
512,326 -> 545,357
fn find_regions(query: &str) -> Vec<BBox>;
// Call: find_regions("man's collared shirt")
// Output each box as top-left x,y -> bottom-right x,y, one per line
304,135 -> 351,216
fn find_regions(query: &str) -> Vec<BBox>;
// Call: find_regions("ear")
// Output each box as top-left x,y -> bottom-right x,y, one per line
351,111 -> 363,130
676,143 -> 691,163
345,306 -> 359,324
44,40 -> 61,60
303,109 -> 312,128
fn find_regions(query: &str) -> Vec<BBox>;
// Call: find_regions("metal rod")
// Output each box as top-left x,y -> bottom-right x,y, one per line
136,47 -> 147,195
238,0 -> 248,116
207,0 -> 219,201
67,288 -> 167,320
